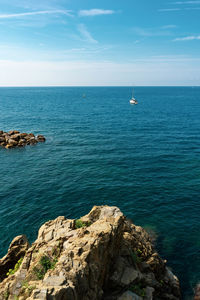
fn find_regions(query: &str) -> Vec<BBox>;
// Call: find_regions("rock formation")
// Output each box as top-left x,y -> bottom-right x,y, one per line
0,236 -> 29,282
194,284 -> 200,300
0,206 -> 181,300
0,130 -> 46,149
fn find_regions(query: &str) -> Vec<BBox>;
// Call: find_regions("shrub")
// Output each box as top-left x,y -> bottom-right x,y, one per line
22,280 -> 36,296
33,267 -> 45,280
160,279 -> 164,286
33,255 -> 58,280
6,257 -> 24,276
75,219 -> 90,229
137,248 -> 143,255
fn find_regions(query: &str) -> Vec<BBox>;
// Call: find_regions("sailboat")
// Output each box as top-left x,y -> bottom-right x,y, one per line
130,88 -> 138,105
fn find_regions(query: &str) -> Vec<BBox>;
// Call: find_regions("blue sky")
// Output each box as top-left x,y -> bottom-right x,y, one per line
0,0 -> 200,86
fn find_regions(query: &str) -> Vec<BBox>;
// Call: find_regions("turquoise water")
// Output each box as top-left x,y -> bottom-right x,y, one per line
0,87 -> 200,298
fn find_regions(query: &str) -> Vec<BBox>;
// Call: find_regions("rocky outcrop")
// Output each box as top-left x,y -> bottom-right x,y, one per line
0,130 -> 46,149
0,206 -> 181,300
194,284 -> 200,300
0,235 -> 29,282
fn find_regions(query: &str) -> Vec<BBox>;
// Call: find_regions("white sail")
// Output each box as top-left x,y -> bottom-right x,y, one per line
130,87 -> 138,104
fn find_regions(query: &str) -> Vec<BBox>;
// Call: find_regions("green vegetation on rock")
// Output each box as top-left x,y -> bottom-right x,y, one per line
33,255 -> 58,280
22,280 -> 36,296
75,219 -> 91,229
129,249 -> 141,264
6,257 -> 24,276
3,290 -> 9,300
129,283 -> 146,297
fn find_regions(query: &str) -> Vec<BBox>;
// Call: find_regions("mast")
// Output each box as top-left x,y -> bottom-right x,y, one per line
132,87 -> 134,99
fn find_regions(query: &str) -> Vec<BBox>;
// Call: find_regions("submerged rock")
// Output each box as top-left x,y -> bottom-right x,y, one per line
0,130 -> 46,149
0,206 -> 181,299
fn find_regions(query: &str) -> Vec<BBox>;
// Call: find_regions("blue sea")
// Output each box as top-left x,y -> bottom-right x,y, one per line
0,87 -> 200,298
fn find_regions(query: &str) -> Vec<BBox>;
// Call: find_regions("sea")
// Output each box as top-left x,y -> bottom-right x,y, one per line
0,86 -> 200,299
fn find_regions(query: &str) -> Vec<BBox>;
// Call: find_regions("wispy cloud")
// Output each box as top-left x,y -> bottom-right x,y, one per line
78,9 -> 115,17
3,0 -> 65,10
77,24 -> 98,44
158,8 -> 181,11
173,35 -> 200,41
185,6 -> 200,9
173,1 -> 200,4
161,24 -> 177,29
159,3 -> 200,12
132,26 -> 174,37
131,55 -> 200,62
0,10 -> 72,19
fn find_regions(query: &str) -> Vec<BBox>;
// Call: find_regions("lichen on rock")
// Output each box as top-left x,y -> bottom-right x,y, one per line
0,206 -> 181,299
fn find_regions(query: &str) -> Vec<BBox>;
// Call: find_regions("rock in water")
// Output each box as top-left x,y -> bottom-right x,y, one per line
36,135 -> 46,142
0,130 -> 46,149
0,206 -> 181,300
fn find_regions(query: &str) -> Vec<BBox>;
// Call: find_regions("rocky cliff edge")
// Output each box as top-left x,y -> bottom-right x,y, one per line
0,206 -> 181,300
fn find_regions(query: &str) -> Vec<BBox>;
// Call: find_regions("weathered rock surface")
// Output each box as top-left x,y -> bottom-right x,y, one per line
194,284 -> 200,300
0,206 -> 181,299
0,130 -> 46,149
0,235 -> 29,282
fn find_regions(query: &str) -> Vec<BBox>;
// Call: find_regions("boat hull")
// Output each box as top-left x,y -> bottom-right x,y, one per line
130,99 -> 138,104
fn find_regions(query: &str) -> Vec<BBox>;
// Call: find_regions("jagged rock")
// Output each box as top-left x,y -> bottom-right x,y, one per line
118,291 -> 143,300
29,137 -> 38,145
11,134 -> 21,141
0,130 -> 45,149
8,139 -> 18,146
8,130 -> 15,135
120,268 -> 141,286
5,144 -> 14,149
0,235 -> 29,281
144,287 -> 154,300
20,133 -> 28,138
0,206 -> 181,300
37,135 -> 46,142
194,283 -> 200,300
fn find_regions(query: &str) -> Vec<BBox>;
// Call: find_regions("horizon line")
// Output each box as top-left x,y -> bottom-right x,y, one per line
0,85 -> 199,88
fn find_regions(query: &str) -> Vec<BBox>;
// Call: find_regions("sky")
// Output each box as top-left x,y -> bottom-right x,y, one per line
0,0 -> 200,86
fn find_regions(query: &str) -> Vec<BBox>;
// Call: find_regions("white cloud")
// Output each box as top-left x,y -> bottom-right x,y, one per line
0,10 -> 72,19
77,24 -> 98,44
78,9 -> 114,17
158,8 -> 181,11
173,35 -> 200,41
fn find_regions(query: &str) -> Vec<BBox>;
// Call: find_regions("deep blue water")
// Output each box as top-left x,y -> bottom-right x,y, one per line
0,86 -> 200,298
